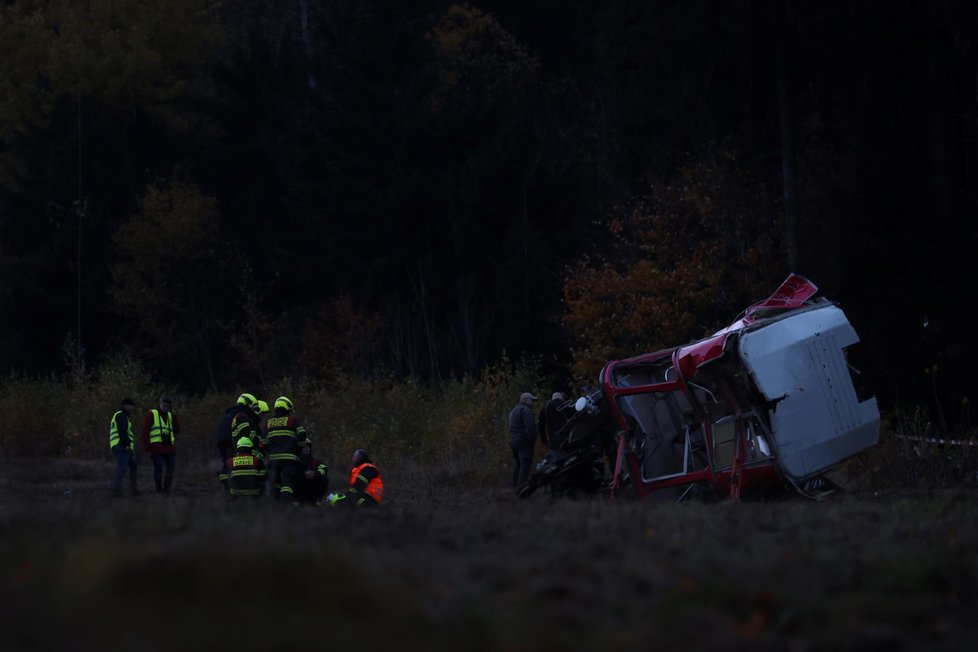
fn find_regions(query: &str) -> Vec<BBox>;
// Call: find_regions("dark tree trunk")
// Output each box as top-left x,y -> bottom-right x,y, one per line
776,39 -> 799,274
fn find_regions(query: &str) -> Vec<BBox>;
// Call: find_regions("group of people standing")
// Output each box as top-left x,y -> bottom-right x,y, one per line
109,395 -> 178,497
107,393 -> 384,507
110,386 -> 588,501
216,392 -> 328,504
507,390 -> 572,489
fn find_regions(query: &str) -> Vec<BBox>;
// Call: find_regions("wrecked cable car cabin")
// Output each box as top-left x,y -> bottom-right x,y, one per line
527,274 -> 881,501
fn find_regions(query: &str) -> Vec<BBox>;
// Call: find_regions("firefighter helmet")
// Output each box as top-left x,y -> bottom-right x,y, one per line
237,437 -> 254,449
237,393 -> 257,409
274,396 -> 293,412
257,400 -> 269,415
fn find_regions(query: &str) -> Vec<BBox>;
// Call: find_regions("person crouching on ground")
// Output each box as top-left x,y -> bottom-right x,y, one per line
109,397 -> 140,497
227,437 -> 267,501
295,439 -> 329,506
327,448 -> 383,507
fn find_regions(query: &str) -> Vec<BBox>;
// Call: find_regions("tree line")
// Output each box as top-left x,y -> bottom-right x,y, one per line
2,1 -> 977,419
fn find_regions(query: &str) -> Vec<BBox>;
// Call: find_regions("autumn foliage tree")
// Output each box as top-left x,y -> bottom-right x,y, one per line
299,294 -> 385,383
1,1 -> 974,409
0,0 -> 223,190
109,180 -> 227,389
562,148 -> 788,380
425,3 -> 540,113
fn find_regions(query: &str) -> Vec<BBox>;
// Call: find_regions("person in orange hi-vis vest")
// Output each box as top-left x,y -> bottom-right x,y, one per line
327,448 -> 383,507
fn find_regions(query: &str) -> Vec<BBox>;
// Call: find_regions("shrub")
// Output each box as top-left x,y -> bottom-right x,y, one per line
0,355 -> 549,489
0,375 -> 72,456
846,403 -> 978,490
0,354 -> 158,457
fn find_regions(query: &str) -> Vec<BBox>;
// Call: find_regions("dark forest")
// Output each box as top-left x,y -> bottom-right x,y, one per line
2,0 -> 976,418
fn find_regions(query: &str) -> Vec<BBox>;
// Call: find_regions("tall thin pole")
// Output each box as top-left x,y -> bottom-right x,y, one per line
77,73 -> 83,362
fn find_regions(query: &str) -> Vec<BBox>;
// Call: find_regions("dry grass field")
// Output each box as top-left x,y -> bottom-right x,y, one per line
2,456 -> 977,651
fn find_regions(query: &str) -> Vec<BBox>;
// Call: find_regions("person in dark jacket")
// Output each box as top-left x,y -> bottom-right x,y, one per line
141,395 -> 180,495
226,437 -> 267,501
538,391 -> 571,451
216,393 -> 260,489
231,396 -> 267,458
508,392 -> 538,488
263,396 -> 305,503
295,439 -> 329,506
109,398 -> 140,497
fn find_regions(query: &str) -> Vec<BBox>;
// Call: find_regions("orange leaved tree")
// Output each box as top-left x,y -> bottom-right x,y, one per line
109,180 -> 227,389
562,150 -> 787,381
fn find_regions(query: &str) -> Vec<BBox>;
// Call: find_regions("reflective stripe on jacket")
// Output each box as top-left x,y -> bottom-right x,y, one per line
149,409 -> 176,446
228,453 -> 267,496
232,412 -> 261,447
109,410 -> 134,450
265,415 -> 299,462
349,462 -> 384,504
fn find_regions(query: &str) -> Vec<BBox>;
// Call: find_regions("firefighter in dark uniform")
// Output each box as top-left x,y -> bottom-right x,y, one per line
227,437 -> 267,500
263,396 -> 305,503
231,396 -> 267,460
327,448 -> 384,507
217,392 -> 259,489
295,438 -> 329,506
109,398 -> 140,497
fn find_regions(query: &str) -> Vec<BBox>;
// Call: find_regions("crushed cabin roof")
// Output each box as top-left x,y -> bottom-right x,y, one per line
674,274 -> 822,381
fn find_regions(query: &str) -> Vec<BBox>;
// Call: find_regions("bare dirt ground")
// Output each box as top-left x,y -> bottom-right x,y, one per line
2,457 -> 977,651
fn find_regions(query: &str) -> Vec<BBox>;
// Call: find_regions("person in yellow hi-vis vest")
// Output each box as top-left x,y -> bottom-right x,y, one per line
141,395 -> 180,495
109,397 -> 140,498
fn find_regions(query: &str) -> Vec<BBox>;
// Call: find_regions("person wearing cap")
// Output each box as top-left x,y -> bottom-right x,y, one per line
109,398 -> 140,497
295,438 -> 329,506
141,395 -> 180,495
538,391 -> 571,451
263,396 -> 305,503
508,391 -> 539,488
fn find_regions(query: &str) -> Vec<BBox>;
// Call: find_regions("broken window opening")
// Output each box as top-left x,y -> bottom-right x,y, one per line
712,412 -> 773,470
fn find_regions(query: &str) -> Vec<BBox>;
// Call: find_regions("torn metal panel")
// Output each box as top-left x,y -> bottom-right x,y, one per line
738,303 -> 880,481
